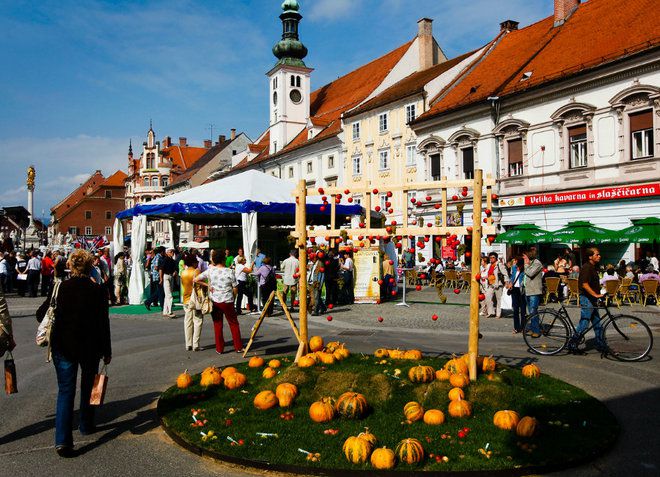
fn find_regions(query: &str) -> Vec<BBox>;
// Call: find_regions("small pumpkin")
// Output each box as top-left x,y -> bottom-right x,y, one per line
374,348 -> 389,358
408,365 -> 435,383
516,416 -> 539,437
444,357 -> 469,375
449,373 -> 469,388
276,382 -> 298,407
493,410 -> 521,430
176,370 -> 193,389
309,336 -> 324,352
357,428 -> 377,449
342,436 -> 372,464
403,401 -> 424,422
395,438 -> 425,465
248,356 -> 265,368
482,356 -> 496,372
522,363 -> 541,378
435,369 -> 451,381
423,409 -> 445,425
317,352 -> 336,365
336,392 -> 369,419
200,367 -> 222,387
268,359 -> 281,368
220,366 -> 238,379
448,387 -> 465,401
297,355 -> 316,368
262,367 -> 277,379
325,341 -> 343,352
403,349 -> 423,360
448,399 -> 472,418
370,447 -> 396,470
309,397 -> 335,423
254,390 -> 278,410
223,372 -> 247,390
388,349 -> 405,359
334,348 -> 350,360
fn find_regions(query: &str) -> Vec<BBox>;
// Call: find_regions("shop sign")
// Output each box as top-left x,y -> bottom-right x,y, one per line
499,183 -> 659,207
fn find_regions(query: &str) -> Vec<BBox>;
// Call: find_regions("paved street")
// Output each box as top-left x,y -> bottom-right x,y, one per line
1,290 -> 659,477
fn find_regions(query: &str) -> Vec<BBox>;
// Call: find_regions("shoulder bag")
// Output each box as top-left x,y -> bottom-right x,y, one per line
35,281 -> 61,361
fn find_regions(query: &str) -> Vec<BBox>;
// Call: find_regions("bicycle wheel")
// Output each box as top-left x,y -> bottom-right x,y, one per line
523,309 -> 570,355
604,314 -> 653,361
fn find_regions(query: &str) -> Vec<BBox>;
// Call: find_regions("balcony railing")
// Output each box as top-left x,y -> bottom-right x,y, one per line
134,185 -> 164,194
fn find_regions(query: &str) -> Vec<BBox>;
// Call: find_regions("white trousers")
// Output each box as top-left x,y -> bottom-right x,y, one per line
184,306 -> 203,349
485,286 -> 504,317
163,274 -> 173,315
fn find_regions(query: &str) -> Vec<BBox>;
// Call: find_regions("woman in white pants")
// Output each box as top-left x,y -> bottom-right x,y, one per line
180,253 -> 203,351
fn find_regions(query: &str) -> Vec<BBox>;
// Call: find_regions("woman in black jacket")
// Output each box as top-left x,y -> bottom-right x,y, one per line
50,249 -> 111,457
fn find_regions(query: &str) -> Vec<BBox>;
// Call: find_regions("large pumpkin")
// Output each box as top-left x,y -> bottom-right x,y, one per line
403,401 -> 424,422
309,398 -> 335,423
223,372 -> 247,390
423,409 -> 445,425
262,367 -> 277,379
342,436 -> 372,464
220,366 -> 238,379
445,357 -> 469,375
297,355 -> 316,368
448,387 -> 465,401
493,410 -> 521,430
482,356 -> 496,372
395,438 -> 425,465
276,383 -> 298,407
248,356 -> 265,368
268,359 -> 281,369
357,428 -> 377,449
374,348 -> 389,358
309,336 -> 324,352
516,416 -> 539,437
448,399 -> 472,418
336,392 -> 369,419
317,352 -> 336,365
176,370 -> 193,389
370,447 -> 396,470
435,369 -> 451,381
403,349 -> 423,360
254,390 -> 278,410
200,367 -> 222,387
408,365 -> 435,383
388,349 -> 405,359
522,363 -> 541,378
449,373 -> 469,388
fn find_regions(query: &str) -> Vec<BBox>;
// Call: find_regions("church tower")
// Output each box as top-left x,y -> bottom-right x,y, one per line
267,0 -> 313,154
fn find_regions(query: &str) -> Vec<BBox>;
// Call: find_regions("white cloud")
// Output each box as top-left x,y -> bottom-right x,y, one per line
307,0 -> 355,21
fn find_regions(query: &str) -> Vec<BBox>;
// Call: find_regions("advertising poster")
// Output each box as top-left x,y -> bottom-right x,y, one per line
354,249 -> 381,303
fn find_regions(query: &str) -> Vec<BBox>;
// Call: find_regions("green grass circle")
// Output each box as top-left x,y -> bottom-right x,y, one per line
158,354 -> 618,473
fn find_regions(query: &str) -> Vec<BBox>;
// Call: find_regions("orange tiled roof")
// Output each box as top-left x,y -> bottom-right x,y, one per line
170,140 -> 231,186
162,145 -> 208,171
418,0 -> 660,122
51,171 -> 105,215
102,170 -> 128,187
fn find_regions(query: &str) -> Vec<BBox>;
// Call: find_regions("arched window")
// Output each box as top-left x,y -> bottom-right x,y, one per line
296,76 -> 301,87
146,152 -> 155,169
152,177 -> 159,187
161,176 -> 169,187
143,177 -> 149,187
550,102 -> 596,169
290,75 -> 295,87
493,118 -> 530,178
448,128 -> 481,180
418,136 -> 446,181
609,84 -> 659,162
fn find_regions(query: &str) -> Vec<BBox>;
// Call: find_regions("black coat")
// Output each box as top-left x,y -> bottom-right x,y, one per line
51,277 -> 111,362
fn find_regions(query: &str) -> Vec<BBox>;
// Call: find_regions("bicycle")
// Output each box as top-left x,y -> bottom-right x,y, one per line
522,300 -> 653,361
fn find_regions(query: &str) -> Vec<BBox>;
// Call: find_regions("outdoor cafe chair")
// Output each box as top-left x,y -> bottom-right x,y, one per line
444,270 -> 459,289
406,269 -> 418,287
543,277 -> 561,304
604,279 -> 621,308
565,278 -> 579,305
461,271 -> 471,290
619,277 -> 637,305
640,279 -> 659,307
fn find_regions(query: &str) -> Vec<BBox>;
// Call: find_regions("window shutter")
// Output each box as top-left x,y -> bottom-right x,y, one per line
568,125 -> 586,137
629,110 -> 652,132
507,139 -> 523,164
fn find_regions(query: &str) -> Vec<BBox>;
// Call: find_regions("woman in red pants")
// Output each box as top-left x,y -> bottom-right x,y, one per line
194,249 -> 243,354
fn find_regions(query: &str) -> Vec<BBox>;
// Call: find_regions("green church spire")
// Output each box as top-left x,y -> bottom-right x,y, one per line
272,0 -> 308,67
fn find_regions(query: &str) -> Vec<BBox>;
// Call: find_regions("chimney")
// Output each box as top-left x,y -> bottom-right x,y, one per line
163,136 -> 171,148
500,20 -> 519,32
230,128 -> 236,141
178,137 -> 187,146
554,0 -> 580,26
218,134 -> 226,144
417,18 -> 434,71
203,139 -> 212,148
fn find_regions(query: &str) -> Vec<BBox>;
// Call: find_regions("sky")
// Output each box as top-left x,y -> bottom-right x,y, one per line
0,0 -> 553,221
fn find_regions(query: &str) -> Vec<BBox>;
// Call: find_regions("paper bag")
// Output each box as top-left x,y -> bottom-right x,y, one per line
89,366 -> 108,406
4,352 -> 18,395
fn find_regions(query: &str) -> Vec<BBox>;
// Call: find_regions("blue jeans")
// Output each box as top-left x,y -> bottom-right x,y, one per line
511,288 -> 526,332
52,351 -> 99,447
572,295 -> 605,348
527,294 -> 542,333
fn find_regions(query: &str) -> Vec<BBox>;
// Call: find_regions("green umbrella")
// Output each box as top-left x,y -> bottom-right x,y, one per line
536,220 -> 618,244
495,223 -> 549,245
616,217 -> 660,243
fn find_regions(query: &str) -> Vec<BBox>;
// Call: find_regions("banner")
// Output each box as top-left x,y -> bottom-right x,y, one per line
354,249 -> 381,304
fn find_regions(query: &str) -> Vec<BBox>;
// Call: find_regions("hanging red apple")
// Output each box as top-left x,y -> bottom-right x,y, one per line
328,303 -> 334,309
372,188 -> 379,194
386,191 -> 392,197
378,316 -> 384,322
479,293 -> 485,301
348,197 -> 353,203
411,198 -> 417,204
318,187 -> 324,194
432,314 -> 439,321
416,285 -> 422,291
454,288 -> 460,294
327,315 -> 333,321
434,204 -> 440,209
452,195 -> 458,201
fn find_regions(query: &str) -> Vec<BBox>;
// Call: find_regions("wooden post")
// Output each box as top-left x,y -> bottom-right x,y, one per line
296,180 -> 309,361
468,169 -> 483,381
330,194 -> 337,248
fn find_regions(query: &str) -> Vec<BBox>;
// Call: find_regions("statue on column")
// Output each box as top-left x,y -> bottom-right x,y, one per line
27,166 -> 36,191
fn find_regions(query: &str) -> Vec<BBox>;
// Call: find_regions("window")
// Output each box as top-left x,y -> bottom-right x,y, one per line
146,152 -> 155,169
143,178 -> 149,187
105,190 -> 112,199
430,153 -> 441,181
352,122 -> 360,140
630,110 -> 653,159
379,193 -> 388,210
353,196 -> 362,206
105,226 -> 112,236
273,141 -> 278,153
85,210 -> 92,220
288,166 -> 294,178
290,75 -> 295,87
85,226 -> 92,236
406,104 -> 416,123
105,211 -> 112,220
568,125 -> 587,168
462,147 -> 474,179
507,139 -> 523,176
152,177 -> 159,187
327,155 -> 334,168
379,150 -> 389,170
352,156 -> 361,175
296,76 -> 301,87
161,177 -> 169,187
407,191 -> 417,204
306,161 -> 313,173
379,113 -> 388,133
406,145 -> 416,166
68,226 -> 78,235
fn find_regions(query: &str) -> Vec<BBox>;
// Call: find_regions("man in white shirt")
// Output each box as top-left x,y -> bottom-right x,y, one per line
341,251 -> 355,304
281,250 -> 299,311
26,251 -> 41,297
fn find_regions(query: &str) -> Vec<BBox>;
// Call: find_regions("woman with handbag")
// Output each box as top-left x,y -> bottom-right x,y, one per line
194,249 -> 243,354
181,253 -> 203,351
256,256 -> 276,317
50,249 -> 111,457
506,256 -> 526,334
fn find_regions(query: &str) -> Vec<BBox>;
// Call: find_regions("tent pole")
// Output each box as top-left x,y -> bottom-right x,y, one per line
296,180 -> 309,361
468,169 -> 483,381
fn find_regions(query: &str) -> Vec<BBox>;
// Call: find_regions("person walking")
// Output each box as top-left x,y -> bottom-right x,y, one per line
484,252 -> 509,318
256,256 -> 276,317
324,251 -> 339,308
26,251 -> 41,297
113,252 -> 127,305
181,253 -> 203,351
41,251 -> 55,297
309,254 -> 326,316
194,249 -> 242,354
382,255 -> 394,300
50,249 -> 111,457
281,250 -> 299,311
234,256 -> 253,314
568,248 -> 606,353
507,256 -> 526,333
145,247 -> 163,311
15,253 -> 28,296
523,249 -> 544,336
0,252 -> 8,293
161,248 -> 177,318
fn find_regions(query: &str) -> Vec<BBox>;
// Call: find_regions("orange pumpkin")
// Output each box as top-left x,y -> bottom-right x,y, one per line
357,428 -> 377,449
408,365 -> 435,383
176,370 -> 193,389
444,357 -> 469,375
200,367 -> 222,387
220,366 -> 238,379
248,356 -> 265,368
423,409 -> 445,425
275,382 -> 298,407
448,387 -> 465,401
309,336 -> 324,352
334,348 -> 350,360
262,367 -> 277,379
342,436 -> 372,464
522,363 -> 541,378
395,438 -> 425,465
448,399 -> 472,418
309,398 -> 335,423
403,349 -> 423,360
317,352 -> 336,365
254,390 -> 278,410
449,373 -> 469,388
388,349 -> 405,359
336,392 -> 369,419
268,359 -> 281,368
297,355 -> 316,368
493,410 -> 521,430
403,401 -> 424,422
374,348 -> 389,358
482,356 -> 496,372
370,447 -> 396,470
435,369 -> 451,381
223,372 -> 247,390
325,341 -> 343,352
516,416 -> 539,437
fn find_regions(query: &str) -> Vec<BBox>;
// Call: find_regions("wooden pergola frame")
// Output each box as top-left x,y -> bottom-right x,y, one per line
291,169 -> 497,381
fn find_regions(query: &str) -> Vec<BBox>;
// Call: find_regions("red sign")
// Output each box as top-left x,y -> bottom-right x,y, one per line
524,183 -> 660,206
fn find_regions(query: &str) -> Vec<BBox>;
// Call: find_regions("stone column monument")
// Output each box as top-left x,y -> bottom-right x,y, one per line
24,165 -> 40,248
